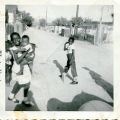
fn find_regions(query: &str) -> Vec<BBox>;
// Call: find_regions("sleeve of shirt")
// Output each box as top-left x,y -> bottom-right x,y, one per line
24,44 -> 31,50
30,44 -> 33,51
72,45 -> 75,50
65,43 -> 69,48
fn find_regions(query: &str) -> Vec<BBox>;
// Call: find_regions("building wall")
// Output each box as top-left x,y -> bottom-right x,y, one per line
5,5 -> 25,40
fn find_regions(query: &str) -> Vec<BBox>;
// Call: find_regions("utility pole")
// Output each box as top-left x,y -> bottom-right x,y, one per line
46,7 -> 48,27
76,5 -> 79,20
75,4 -> 79,35
97,6 -> 104,45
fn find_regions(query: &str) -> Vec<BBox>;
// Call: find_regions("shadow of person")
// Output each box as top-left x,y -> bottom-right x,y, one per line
82,67 -> 113,99
47,91 -> 113,111
14,91 -> 40,111
53,60 -> 64,75
53,60 -> 73,82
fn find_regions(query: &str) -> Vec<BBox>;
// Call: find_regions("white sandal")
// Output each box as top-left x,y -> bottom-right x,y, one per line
8,97 -> 19,103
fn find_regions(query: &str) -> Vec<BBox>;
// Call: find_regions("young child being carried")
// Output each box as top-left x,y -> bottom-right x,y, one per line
16,35 -> 35,75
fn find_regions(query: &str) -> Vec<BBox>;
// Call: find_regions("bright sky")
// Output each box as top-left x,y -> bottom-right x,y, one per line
18,5 -> 113,23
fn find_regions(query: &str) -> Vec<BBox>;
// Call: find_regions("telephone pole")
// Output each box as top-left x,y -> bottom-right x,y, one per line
97,6 -> 104,45
75,4 -> 79,35
46,7 -> 48,26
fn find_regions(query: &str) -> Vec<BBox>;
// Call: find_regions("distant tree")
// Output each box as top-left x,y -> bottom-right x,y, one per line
71,17 -> 83,27
52,17 -> 69,26
39,18 -> 46,27
60,17 -> 68,26
84,18 -> 92,24
52,18 -> 60,26
21,11 -> 34,27
52,17 -> 69,33
70,17 -> 83,35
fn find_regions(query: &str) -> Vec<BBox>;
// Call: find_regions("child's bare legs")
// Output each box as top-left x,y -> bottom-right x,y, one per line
17,53 -> 34,75
17,59 -> 28,75
28,62 -> 33,74
26,53 -> 34,74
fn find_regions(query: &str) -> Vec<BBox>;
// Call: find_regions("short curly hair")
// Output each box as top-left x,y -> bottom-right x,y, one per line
22,35 -> 30,42
10,32 -> 21,42
68,36 -> 75,43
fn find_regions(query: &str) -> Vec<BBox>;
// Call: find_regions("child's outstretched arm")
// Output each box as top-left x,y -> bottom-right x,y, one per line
64,42 -> 69,51
20,47 -> 27,51
13,48 -> 30,64
13,47 -> 26,54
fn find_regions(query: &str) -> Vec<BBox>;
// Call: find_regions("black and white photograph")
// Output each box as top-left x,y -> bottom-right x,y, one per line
5,4 -> 113,111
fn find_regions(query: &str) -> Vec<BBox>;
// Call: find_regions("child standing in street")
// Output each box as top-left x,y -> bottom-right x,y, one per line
62,36 -> 78,84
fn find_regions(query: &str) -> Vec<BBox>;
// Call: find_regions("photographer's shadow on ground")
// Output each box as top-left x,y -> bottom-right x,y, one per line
47,67 -> 113,111
47,92 -> 113,111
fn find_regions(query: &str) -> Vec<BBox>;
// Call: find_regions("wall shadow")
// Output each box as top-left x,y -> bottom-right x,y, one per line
47,91 -> 113,111
14,91 -> 40,111
53,60 -> 73,81
82,67 -> 113,99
